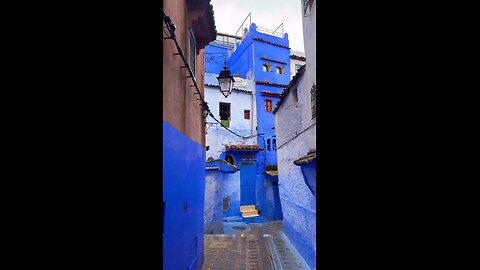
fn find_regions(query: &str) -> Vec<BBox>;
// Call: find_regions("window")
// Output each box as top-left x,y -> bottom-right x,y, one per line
311,83 -> 316,119
262,62 -> 272,72
276,66 -> 284,74
295,64 -> 302,72
265,100 -> 272,112
267,138 -> 271,151
272,139 -> 276,151
225,154 -> 235,166
189,28 -> 196,77
244,110 -> 250,119
219,102 -> 231,127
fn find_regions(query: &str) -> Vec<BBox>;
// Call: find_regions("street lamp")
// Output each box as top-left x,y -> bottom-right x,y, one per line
217,65 -> 235,98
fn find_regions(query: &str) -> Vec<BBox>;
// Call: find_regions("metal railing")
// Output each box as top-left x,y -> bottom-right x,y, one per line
256,24 -> 283,38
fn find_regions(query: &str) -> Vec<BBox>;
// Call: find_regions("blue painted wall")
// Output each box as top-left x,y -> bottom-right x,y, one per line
204,22 -> 289,225
301,161 -> 316,196
163,121 -> 205,270
204,169 -> 224,234
204,43 -> 233,75
222,172 -> 241,218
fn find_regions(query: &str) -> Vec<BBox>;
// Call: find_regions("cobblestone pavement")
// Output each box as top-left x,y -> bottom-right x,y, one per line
203,221 -> 311,270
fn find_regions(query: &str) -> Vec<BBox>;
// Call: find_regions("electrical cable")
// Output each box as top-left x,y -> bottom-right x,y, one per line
163,12 -> 267,143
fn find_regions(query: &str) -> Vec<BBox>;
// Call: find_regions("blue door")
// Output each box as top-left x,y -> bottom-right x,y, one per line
240,161 -> 256,205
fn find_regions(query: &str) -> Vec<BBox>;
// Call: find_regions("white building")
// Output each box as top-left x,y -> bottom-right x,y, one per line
204,73 -> 257,160
272,0 -> 316,268
290,50 -> 306,80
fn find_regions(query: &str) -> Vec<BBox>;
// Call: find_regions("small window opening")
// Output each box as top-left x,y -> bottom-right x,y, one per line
267,138 -> 271,151
219,102 -> 231,127
225,154 -> 235,166
276,66 -> 284,74
262,63 -> 272,72
244,110 -> 250,119
272,139 -> 276,151
265,100 -> 272,112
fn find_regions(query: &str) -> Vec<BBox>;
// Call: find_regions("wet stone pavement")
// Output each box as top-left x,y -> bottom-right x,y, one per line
203,221 -> 311,270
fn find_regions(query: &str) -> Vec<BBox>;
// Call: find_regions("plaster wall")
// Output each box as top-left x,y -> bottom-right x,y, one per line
204,43 -> 233,75
163,121 -> 206,270
302,0 -> 316,123
255,85 -> 283,167
276,126 -> 316,268
222,172 -> 241,218
204,170 -> 224,234
227,34 -> 254,80
163,1 -> 207,147
272,1 -> 317,264
204,84 -> 257,160
290,50 -> 306,80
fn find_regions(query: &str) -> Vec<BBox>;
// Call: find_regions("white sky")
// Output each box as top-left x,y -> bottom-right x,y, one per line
210,0 -> 305,53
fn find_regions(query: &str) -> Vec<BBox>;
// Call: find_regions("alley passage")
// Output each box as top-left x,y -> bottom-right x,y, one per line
203,221 -> 310,270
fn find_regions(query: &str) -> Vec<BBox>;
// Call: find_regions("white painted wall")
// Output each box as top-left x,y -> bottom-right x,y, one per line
290,50 -> 306,80
272,1 -> 316,267
204,73 -> 257,160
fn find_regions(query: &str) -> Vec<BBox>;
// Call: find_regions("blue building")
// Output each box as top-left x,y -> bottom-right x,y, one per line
205,23 -> 291,173
203,23 -> 290,225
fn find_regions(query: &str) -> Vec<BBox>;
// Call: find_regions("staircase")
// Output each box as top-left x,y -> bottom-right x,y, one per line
240,205 -> 260,218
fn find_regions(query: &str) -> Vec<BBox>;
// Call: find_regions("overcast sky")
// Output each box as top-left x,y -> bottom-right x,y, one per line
210,0 -> 305,53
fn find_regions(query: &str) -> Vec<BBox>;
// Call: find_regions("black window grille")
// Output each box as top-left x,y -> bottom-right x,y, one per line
311,83 -> 316,119
219,102 -> 230,120
267,138 -> 271,151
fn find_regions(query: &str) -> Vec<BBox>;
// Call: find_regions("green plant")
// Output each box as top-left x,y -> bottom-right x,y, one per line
265,164 -> 278,171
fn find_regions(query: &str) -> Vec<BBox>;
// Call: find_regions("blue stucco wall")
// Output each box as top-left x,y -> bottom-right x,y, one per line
226,32 -> 254,79
163,121 -> 206,270
264,174 -> 283,221
255,85 -> 284,169
204,170 -> 224,234
210,23 -> 291,172
301,161 -> 316,196
205,43 -> 233,75
222,172 -> 241,218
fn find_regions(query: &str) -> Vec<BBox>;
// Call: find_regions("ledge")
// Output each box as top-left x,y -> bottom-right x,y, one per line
265,171 -> 278,176
252,37 -> 290,49
261,91 -> 283,98
256,81 -> 289,88
260,56 -> 287,65
293,150 -> 316,166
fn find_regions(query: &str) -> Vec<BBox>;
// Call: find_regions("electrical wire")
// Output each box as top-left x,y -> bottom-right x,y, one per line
163,12 -> 266,142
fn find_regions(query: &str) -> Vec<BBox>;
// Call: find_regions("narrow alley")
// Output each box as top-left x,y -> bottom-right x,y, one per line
163,0 -> 316,269
203,221 -> 310,270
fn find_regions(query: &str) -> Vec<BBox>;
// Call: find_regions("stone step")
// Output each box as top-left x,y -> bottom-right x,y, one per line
242,210 -> 260,218
240,205 -> 257,212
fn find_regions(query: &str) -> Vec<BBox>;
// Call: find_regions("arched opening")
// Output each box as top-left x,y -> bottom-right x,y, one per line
275,65 -> 284,74
262,62 -> 272,72
225,154 -> 235,166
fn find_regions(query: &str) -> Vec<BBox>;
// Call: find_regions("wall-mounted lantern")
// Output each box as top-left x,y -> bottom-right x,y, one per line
202,102 -> 210,119
217,65 -> 235,98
